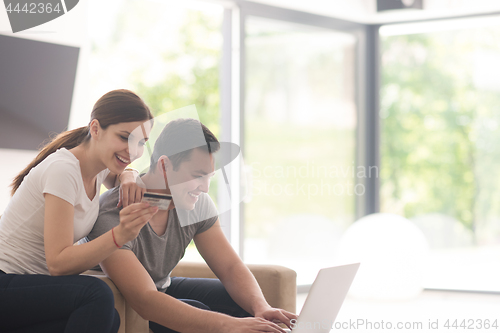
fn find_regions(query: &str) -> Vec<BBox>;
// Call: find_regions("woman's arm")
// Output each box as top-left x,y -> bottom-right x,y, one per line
103,168 -> 145,207
103,168 -> 138,189
43,193 -> 157,276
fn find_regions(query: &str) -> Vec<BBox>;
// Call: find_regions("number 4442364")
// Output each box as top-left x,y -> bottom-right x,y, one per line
6,3 -> 62,14
444,319 -> 498,330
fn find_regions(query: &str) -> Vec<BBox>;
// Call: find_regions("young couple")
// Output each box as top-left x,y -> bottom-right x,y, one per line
0,89 -> 296,333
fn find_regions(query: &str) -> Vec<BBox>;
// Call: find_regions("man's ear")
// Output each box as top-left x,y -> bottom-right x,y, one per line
89,119 -> 101,139
157,156 -> 172,174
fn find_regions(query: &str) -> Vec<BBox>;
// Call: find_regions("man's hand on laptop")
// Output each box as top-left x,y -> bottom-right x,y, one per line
255,306 -> 298,330
222,317 -> 289,333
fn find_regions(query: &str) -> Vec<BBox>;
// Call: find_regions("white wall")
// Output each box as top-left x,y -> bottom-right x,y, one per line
0,149 -> 38,214
0,0 -> 91,129
0,1 -> 91,214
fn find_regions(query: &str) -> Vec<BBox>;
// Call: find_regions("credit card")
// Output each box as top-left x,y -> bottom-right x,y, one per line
141,192 -> 172,210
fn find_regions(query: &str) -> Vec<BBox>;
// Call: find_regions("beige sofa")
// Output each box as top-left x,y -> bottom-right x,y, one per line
85,261 -> 297,333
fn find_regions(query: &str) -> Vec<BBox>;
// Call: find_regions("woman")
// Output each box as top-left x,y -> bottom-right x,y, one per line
0,89 -> 158,332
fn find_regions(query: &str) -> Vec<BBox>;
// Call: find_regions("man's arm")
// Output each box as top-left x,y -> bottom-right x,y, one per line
194,219 -> 297,328
100,249 -> 286,333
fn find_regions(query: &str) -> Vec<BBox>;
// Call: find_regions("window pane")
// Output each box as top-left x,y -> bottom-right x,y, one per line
88,0 -> 222,131
88,0 -> 223,262
244,17 -> 357,285
380,18 -> 500,291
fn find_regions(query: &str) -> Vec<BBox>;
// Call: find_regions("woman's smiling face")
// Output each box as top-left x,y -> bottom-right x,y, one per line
95,120 -> 151,174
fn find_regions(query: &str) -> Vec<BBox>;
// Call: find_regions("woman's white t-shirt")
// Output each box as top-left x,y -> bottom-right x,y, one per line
0,148 -> 110,274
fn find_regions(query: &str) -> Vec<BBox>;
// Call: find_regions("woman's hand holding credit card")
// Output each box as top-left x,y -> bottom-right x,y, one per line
118,181 -> 146,208
117,173 -> 146,208
113,202 -> 159,247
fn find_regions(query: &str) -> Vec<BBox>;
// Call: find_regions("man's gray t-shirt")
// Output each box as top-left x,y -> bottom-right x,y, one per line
86,187 -> 218,292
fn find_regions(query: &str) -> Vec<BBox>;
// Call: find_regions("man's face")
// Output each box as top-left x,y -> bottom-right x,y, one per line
165,148 -> 215,210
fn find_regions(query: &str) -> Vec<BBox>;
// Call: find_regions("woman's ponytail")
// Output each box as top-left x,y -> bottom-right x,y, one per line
10,89 -> 153,196
10,126 -> 90,196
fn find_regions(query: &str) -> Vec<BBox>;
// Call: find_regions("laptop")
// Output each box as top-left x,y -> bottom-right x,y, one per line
285,263 -> 360,333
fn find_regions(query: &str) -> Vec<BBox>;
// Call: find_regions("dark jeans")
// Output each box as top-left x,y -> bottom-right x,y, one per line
0,271 -> 120,333
149,277 -> 251,333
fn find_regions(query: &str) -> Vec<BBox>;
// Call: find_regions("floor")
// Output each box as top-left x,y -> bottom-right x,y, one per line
295,290 -> 500,332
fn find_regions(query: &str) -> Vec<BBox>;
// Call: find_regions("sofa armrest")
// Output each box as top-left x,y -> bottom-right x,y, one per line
171,261 -> 297,313
83,270 -> 149,333
83,262 -> 296,333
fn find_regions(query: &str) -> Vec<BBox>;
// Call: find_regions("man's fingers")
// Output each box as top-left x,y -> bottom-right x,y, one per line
256,318 -> 286,333
274,312 -> 292,328
271,310 -> 297,328
282,310 -> 297,320
266,321 -> 286,333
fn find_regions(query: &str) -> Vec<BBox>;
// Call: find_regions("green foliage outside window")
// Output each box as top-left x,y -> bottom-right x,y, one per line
381,27 -> 500,245
90,0 -> 222,203
132,11 -> 221,135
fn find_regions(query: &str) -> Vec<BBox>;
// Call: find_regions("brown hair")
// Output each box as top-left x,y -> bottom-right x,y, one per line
10,89 -> 153,195
150,118 -> 220,172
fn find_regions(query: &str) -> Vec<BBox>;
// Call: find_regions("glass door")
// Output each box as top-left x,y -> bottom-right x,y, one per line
380,16 -> 500,292
243,15 -> 358,286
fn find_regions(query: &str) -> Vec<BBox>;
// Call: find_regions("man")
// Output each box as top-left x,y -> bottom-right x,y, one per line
86,118 -> 296,333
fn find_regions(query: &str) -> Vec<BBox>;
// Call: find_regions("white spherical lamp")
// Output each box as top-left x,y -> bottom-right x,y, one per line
335,213 -> 429,300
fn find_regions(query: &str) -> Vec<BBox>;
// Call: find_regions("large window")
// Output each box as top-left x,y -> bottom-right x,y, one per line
87,0 -> 223,261
244,17 -> 357,285
84,0 -> 500,292
88,0 -> 222,130
380,17 -> 500,291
